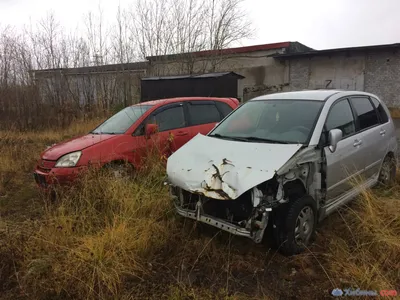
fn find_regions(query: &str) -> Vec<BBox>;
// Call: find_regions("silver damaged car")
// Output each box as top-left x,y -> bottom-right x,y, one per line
166,90 -> 398,256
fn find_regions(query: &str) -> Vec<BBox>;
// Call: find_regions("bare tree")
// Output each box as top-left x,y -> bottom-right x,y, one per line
206,0 -> 254,70
129,0 -> 254,74
112,5 -> 137,64
0,0 -> 254,130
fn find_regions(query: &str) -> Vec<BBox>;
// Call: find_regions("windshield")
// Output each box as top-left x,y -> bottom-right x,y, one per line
91,105 -> 153,134
209,100 -> 323,144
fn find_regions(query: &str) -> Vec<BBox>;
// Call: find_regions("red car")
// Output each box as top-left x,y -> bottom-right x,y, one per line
33,97 -> 239,188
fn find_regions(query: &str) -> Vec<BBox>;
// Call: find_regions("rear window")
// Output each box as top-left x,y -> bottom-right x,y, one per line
215,101 -> 234,118
350,97 -> 379,130
187,102 -> 221,126
371,97 -> 389,124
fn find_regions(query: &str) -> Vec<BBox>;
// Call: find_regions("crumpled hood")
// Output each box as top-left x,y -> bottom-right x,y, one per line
42,134 -> 118,160
166,134 -> 303,200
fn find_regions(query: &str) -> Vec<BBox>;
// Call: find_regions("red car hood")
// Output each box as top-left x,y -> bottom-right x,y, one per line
42,134 -> 118,160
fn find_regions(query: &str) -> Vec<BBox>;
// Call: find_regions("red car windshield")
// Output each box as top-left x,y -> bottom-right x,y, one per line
91,105 -> 153,134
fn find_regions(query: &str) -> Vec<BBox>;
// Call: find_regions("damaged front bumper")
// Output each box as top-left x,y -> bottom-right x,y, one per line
170,186 -> 271,243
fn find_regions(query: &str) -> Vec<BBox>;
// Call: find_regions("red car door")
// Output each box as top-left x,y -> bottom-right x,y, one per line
185,100 -> 235,137
146,102 -> 191,159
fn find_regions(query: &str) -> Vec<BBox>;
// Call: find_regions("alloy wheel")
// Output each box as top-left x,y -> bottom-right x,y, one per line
294,206 -> 314,245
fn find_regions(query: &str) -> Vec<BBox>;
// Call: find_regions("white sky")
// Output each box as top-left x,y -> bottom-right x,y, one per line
1,0 -> 400,50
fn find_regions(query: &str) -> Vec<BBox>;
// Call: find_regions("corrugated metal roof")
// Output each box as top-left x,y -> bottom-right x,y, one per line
141,71 -> 245,81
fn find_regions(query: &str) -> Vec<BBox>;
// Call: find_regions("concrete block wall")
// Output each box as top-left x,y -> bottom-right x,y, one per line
288,59 -> 310,91
286,49 -> 400,107
364,50 -> 400,107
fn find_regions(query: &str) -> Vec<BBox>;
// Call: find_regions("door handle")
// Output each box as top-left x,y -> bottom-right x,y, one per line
176,131 -> 188,136
380,129 -> 386,136
353,139 -> 363,147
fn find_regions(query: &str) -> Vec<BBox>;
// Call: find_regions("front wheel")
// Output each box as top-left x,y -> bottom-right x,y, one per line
103,162 -> 134,180
272,195 -> 317,256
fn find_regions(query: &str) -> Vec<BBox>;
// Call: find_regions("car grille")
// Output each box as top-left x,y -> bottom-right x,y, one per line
37,159 -> 56,173
34,172 -> 47,187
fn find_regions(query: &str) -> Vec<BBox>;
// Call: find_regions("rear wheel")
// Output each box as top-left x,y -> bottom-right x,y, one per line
272,195 -> 317,256
378,155 -> 396,187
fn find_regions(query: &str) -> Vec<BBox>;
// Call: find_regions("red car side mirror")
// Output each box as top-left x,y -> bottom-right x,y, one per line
145,123 -> 158,137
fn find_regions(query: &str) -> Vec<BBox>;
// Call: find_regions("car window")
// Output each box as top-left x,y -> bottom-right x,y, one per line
215,101 -> 234,118
371,97 -> 389,124
350,97 -> 379,130
325,99 -> 355,138
151,105 -> 185,131
210,100 -> 323,144
91,105 -> 152,134
187,102 -> 221,126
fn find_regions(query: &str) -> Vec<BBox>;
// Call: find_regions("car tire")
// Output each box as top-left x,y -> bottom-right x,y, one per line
272,195 -> 317,256
104,162 -> 134,180
378,155 -> 396,187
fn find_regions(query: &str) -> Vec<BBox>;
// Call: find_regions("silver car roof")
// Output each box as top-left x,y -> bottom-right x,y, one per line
251,90 -> 379,102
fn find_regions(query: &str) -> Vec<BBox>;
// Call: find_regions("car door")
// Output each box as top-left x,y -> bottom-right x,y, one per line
148,102 -> 191,157
185,100 -> 225,138
348,96 -> 382,181
324,98 -> 366,202
370,96 -> 393,171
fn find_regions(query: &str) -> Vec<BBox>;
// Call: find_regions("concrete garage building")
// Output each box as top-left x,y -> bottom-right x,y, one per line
145,42 -> 313,101
274,43 -> 400,107
32,62 -> 148,109
32,42 -> 312,106
32,41 -> 400,108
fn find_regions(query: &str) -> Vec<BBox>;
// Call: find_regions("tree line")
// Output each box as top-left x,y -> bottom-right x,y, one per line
0,0 -> 253,130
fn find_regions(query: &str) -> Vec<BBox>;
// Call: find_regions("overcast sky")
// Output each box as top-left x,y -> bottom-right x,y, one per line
1,0 -> 400,50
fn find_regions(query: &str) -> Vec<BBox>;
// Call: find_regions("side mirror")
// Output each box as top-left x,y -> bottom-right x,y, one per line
145,123 -> 158,137
328,129 -> 343,152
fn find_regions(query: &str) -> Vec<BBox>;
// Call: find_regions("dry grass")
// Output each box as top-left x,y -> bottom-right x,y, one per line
0,117 -> 104,197
10,171 -> 172,299
322,177 -> 400,291
0,120 -> 399,299
389,107 -> 400,119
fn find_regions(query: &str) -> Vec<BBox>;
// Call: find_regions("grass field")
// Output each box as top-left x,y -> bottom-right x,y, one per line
389,107 -> 400,119
0,121 -> 399,299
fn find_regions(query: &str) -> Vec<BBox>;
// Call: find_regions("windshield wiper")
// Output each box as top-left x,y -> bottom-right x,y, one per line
238,136 -> 290,144
91,131 -> 120,135
208,134 -> 248,142
209,134 -> 291,144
